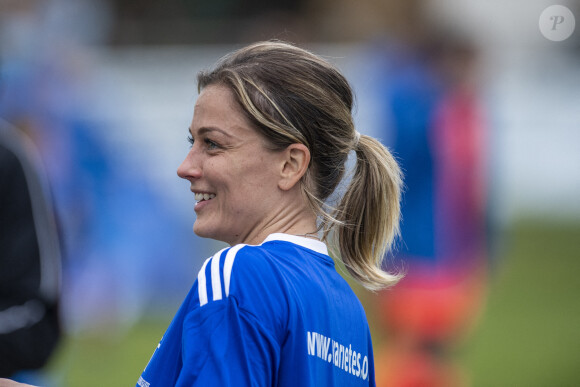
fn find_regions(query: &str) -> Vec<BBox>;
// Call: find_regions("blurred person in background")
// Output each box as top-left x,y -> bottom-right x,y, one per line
0,120 -> 61,383
0,0 -> 116,334
372,35 -> 490,387
0,0 -> 183,337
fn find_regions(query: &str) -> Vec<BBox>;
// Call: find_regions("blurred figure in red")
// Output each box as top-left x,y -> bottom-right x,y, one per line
373,36 -> 490,387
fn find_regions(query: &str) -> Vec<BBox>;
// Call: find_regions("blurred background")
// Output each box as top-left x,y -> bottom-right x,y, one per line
0,0 -> 578,385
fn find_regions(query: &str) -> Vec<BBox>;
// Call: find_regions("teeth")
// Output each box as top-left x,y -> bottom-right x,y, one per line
194,193 -> 215,201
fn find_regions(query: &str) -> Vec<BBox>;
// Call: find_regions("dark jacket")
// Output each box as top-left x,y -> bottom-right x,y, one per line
0,121 -> 61,377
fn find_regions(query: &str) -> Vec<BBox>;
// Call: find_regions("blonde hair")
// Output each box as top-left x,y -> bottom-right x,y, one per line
197,41 -> 403,290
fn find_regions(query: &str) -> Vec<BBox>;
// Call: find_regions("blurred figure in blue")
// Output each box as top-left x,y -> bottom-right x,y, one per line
0,120 -> 61,382
0,0 -> 119,334
0,0 -> 195,339
372,36 -> 489,387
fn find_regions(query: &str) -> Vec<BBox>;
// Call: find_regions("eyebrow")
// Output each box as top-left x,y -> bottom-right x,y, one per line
189,126 -> 235,138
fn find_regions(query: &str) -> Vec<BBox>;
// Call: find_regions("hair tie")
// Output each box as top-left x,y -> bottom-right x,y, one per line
353,131 -> 361,149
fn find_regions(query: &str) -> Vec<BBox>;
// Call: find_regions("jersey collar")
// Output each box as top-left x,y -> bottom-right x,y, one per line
262,233 -> 328,256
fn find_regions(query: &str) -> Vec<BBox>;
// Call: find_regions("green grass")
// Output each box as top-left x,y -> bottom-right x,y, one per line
45,319 -> 170,386
463,220 -> 580,386
41,220 -> 580,386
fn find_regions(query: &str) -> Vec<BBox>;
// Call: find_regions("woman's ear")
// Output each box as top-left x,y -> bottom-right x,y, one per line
278,143 -> 310,191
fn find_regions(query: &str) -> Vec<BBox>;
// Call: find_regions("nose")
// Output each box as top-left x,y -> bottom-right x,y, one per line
177,149 -> 202,180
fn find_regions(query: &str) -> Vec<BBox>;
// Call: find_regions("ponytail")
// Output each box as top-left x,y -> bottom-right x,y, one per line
327,134 -> 404,291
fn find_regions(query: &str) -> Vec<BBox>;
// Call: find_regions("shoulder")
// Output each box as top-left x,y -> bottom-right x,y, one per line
195,243 -> 278,308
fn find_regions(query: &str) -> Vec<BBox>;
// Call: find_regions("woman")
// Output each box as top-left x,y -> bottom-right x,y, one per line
136,40 -> 403,386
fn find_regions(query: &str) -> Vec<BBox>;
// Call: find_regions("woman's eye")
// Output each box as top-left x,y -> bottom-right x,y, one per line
187,134 -> 219,150
205,138 -> 219,150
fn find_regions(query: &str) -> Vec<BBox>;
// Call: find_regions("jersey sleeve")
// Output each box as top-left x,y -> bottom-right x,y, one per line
175,296 -> 280,386
173,244 -> 282,386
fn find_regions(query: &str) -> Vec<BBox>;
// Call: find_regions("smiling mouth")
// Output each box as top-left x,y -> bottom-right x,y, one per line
194,192 -> 216,202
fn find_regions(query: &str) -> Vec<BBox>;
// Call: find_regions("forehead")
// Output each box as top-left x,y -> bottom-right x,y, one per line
195,83 -> 236,110
192,84 -> 254,136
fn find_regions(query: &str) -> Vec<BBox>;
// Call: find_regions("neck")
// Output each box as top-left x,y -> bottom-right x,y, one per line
235,203 -> 318,246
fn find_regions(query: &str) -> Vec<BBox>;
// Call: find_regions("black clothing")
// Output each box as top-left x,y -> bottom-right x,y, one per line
0,121 -> 61,377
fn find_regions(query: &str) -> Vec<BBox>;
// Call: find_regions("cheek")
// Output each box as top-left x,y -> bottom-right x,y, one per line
223,167 -> 275,213
217,150 -> 278,207
240,160 -> 277,193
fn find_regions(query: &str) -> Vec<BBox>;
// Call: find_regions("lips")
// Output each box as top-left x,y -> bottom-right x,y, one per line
193,192 -> 215,212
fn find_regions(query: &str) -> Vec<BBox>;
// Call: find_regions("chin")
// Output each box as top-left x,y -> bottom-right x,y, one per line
193,221 -> 224,241
192,221 -> 212,239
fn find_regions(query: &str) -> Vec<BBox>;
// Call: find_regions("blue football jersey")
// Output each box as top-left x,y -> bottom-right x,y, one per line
137,233 -> 376,386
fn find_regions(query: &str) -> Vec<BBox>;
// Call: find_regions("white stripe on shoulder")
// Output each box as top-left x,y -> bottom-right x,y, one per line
198,248 -> 227,306
223,244 -> 247,297
197,257 -> 211,307
210,249 -> 223,302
